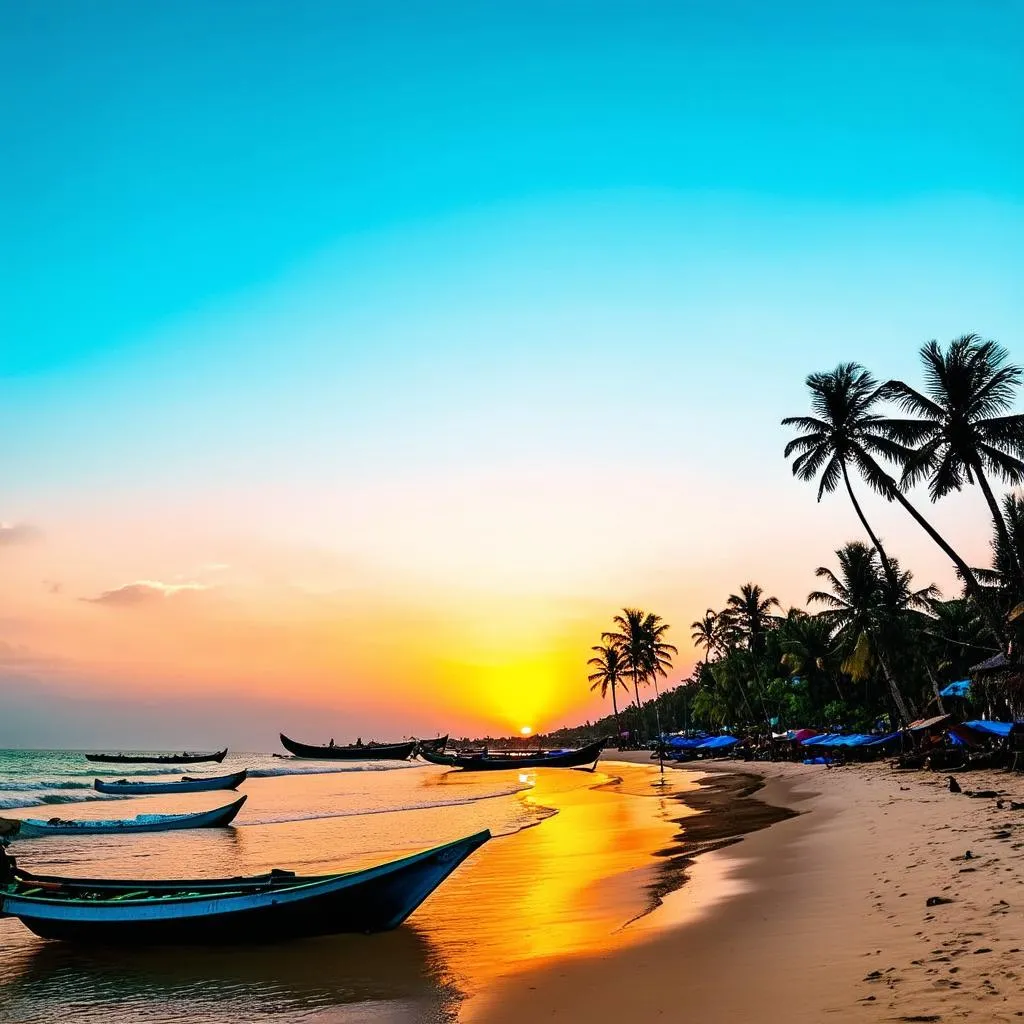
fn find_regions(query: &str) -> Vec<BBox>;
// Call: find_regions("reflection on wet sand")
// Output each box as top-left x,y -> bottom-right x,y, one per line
0,928 -> 456,1024
415,762 -> 695,1013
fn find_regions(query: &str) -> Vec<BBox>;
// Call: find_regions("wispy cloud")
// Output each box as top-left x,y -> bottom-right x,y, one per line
82,580 -> 209,608
0,522 -> 41,546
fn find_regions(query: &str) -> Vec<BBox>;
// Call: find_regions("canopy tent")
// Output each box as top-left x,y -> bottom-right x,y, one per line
907,714 -> 952,733
696,735 -> 739,750
801,732 -> 898,749
666,735 -> 708,750
962,719 -> 1012,737
939,679 -> 972,699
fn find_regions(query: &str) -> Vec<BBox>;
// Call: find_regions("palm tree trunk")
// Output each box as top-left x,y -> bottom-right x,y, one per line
874,644 -> 912,726
925,663 -> 945,715
842,462 -> 897,585
631,671 -> 647,741
611,683 -> 622,746
874,467 -> 1007,647
972,459 -> 1024,586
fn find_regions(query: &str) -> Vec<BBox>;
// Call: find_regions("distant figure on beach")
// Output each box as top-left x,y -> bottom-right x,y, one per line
329,738 -> 335,748
356,737 -> 363,747
948,776 -> 962,793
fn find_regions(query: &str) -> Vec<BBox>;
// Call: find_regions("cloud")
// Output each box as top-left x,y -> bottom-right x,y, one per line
0,522 -> 41,546
82,580 -> 209,608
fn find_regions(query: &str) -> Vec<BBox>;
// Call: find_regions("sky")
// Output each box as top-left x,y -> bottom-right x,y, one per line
1,1 -> 1022,748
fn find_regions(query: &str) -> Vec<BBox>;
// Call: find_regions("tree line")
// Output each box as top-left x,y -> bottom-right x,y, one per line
582,335 -> 1024,742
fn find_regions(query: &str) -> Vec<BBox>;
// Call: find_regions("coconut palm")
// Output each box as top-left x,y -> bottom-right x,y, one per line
587,643 -> 628,743
885,335 -> 1024,587
690,610 -> 721,664
784,362 -> 1003,645
782,364 -> 902,582
809,541 -> 934,724
725,583 -> 780,654
602,608 -> 650,735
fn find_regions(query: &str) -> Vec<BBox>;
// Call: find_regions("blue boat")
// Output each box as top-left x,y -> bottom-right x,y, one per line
0,829 -> 491,943
5,796 -> 246,838
94,770 -> 248,795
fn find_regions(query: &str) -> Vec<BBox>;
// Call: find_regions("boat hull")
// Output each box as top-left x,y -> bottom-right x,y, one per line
2,830 -> 490,944
94,770 -> 247,795
419,738 -> 606,771
85,749 -> 228,765
12,796 -> 246,838
279,734 -> 416,760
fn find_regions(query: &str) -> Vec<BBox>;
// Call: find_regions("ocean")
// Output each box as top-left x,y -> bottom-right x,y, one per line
0,749 -> 697,1024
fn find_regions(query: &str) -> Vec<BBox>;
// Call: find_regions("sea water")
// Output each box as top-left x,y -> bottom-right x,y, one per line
0,750 -> 696,1024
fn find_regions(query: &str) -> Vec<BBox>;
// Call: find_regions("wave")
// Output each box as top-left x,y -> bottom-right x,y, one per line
244,782 -> 532,826
0,780 -> 94,791
0,793 -> 126,810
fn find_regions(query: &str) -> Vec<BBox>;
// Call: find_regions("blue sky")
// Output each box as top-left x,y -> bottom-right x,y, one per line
4,0 -> 1021,374
1,1 -> 1022,743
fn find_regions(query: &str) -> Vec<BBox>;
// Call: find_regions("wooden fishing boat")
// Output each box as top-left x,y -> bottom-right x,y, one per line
415,735 -> 449,754
0,829 -> 490,943
418,738 -> 606,771
279,734 -> 417,761
1,797 -> 246,839
94,770 -> 248,795
85,748 -> 228,765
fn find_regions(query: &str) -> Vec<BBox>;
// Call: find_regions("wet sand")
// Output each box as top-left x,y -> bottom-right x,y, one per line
476,756 -> 1024,1024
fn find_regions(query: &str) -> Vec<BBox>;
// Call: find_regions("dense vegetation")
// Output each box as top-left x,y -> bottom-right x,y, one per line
565,335 -> 1024,745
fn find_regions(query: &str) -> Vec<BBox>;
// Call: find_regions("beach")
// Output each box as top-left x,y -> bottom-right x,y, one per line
5,751 -> 1024,1023
477,754 -> 1024,1023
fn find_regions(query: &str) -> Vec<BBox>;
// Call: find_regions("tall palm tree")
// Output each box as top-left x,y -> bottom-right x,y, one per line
885,335 -> 1024,587
725,583 -> 780,654
784,362 -> 1003,645
782,364 -> 901,583
690,610 -> 721,664
587,643 -> 628,743
602,608 -> 650,735
640,612 -> 677,689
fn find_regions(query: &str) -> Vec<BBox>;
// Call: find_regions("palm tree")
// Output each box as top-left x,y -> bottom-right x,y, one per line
885,335 -> 1024,587
784,362 -> 1003,645
809,541 -> 934,725
587,643 -> 628,743
782,364 -> 901,582
603,608 -> 650,736
690,610 -> 721,664
725,583 -> 780,654
778,611 -> 845,703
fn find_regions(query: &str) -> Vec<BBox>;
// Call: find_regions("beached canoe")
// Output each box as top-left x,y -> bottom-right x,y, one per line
0,829 -> 491,943
419,738 -> 606,771
85,749 -> 228,765
94,770 -> 248,795
279,734 -> 417,761
1,797 -> 246,839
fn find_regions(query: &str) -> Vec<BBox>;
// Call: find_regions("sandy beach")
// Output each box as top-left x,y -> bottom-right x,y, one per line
475,753 -> 1024,1023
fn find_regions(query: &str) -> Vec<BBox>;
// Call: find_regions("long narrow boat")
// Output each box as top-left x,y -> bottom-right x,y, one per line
419,738 -> 606,771
94,770 -> 248,795
1,796 -> 246,839
85,749 -> 228,765
279,734 -> 417,761
0,829 -> 490,943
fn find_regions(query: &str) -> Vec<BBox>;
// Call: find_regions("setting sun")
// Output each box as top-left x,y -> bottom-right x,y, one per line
520,726 -> 533,736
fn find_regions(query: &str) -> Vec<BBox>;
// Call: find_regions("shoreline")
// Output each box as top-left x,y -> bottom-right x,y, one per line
473,756 -> 1024,1023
